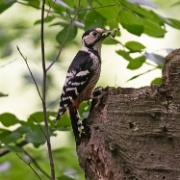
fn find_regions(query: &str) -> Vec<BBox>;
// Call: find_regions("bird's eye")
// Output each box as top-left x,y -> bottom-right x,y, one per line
92,32 -> 97,36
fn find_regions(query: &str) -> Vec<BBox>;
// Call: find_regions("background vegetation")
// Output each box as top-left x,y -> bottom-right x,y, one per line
0,0 -> 180,179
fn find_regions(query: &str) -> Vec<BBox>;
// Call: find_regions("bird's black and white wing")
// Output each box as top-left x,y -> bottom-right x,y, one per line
56,50 -> 94,120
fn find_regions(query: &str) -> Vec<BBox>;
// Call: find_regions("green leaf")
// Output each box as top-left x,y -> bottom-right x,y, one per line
116,50 -> 133,61
79,101 -> 91,118
127,56 -> 146,70
125,41 -> 146,52
16,125 -> 31,135
28,112 -> 44,124
28,111 -> 71,131
25,126 -> 46,145
0,92 -> 8,97
118,10 -> 144,36
0,0 -> 16,14
106,19 -> 119,29
27,0 -> 40,8
118,10 -> 166,37
0,128 -> 11,139
143,19 -> 166,37
170,1 -> 180,7
0,113 -> 20,127
0,125 -> 30,146
122,1 -> 164,25
151,77 -> 162,85
166,18 -> 180,30
6,145 -> 24,153
56,25 -> 77,44
92,1 -> 119,20
34,16 -> 55,25
85,11 -> 106,29
18,0 -> 40,8
1,131 -> 22,144
123,24 -> 144,36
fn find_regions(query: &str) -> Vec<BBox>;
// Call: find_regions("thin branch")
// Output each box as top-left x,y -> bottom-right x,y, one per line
0,59 -> 17,68
0,140 -> 27,157
16,46 -> 42,100
46,0 -> 81,71
126,67 -> 157,82
16,153 -> 42,180
41,0 -> 55,179
144,61 -> 159,67
46,0 -> 56,18
24,150 -> 51,179
79,3 -> 117,11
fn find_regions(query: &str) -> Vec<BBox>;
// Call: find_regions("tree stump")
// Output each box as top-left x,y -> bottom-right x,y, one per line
77,49 -> 180,180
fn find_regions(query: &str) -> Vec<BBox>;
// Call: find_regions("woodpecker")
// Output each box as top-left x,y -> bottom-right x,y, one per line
56,28 -> 113,141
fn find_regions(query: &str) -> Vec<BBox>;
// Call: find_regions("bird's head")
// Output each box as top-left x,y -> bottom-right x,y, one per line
81,28 -> 110,52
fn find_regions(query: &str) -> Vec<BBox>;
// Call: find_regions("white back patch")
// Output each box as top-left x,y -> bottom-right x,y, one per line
76,70 -> 90,77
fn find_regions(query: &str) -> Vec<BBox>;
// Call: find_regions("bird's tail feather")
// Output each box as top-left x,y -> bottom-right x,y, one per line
55,108 -> 66,125
69,106 -> 84,142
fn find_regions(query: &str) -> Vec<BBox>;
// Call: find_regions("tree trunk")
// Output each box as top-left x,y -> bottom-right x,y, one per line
77,49 -> 180,180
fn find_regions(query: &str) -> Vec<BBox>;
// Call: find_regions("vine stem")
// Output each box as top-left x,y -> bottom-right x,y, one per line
41,0 -> 55,179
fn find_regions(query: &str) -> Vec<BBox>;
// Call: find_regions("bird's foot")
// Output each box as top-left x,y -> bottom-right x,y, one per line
91,87 -> 104,108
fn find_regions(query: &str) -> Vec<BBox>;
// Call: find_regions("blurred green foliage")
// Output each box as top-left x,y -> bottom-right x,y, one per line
0,147 -> 84,180
0,0 -> 180,179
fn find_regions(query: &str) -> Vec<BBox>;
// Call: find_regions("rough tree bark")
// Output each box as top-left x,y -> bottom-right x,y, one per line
77,49 -> 180,180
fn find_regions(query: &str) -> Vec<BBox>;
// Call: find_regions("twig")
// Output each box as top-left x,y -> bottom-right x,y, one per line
0,140 -> 27,157
16,46 -> 42,100
24,150 -> 51,179
41,0 -> 55,179
46,0 -> 81,71
126,67 -> 157,82
46,0 -> 56,18
16,153 -> 42,180
0,59 -> 17,68
79,3 -> 117,11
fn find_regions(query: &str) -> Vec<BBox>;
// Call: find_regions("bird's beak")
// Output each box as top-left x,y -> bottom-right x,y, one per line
95,28 -> 104,34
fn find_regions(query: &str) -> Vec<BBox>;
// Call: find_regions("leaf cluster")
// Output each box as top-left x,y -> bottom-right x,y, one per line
0,101 -> 89,150
0,0 -> 180,179
1,0 -> 180,84
0,101 -> 89,179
